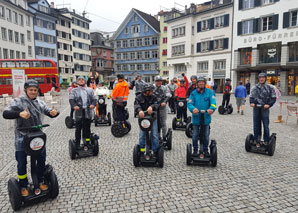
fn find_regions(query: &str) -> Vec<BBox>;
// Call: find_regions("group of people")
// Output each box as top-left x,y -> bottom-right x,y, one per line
2,71 -> 277,197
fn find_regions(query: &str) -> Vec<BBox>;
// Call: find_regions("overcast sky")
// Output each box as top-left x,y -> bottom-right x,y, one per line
50,0 -> 207,33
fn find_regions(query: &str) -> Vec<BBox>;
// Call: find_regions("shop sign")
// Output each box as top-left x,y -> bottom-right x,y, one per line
244,30 -> 298,44
267,48 -> 277,58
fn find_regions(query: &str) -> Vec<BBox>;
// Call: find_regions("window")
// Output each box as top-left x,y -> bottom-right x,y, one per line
123,53 -> 128,60
172,45 -> 185,56
214,39 -> 224,50
6,8 -> 11,22
144,38 -> 150,46
15,51 -> 20,59
39,5 -> 49,13
215,16 -> 224,28
133,15 -> 138,22
144,51 -> 150,59
137,64 -> 142,71
130,64 -> 135,71
37,19 -> 43,27
0,6 -> 5,19
123,40 -> 128,48
27,31 -> 31,41
137,52 -> 142,59
15,31 -> 19,43
288,42 -> 298,62
37,47 -> 44,56
28,46 -> 32,57
262,0 -> 274,5
3,49 -> 8,59
242,20 -> 253,35
1,27 -> 7,40
130,39 -> 135,47
116,53 -> 121,60
8,30 -> 13,42
19,14 -> 23,26
13,11 -> 17,24
124,27 -> 129,34
258,42 -> 281,64
37,33 -> 43,41
26,15 -> 30,26
240,48 -> 252,65
163,62 -> 167,67
172,26 -> 186,38
163,37 -> 167,44
174,64 -> 186,75
243,0 -> 254,9
116,41 -> 121,48
262,16 -> 273,31
144,64 -> 150,70
10,50 -> 14,59
152,51 -> 158,58
48,35 -> 54,43
162,49 -> 167,56
132,25 -> 140,33
291,11 -> 298,27
130,52 -> 135,60
136,38 -> 142,47
152,37 -> 158,45
20,33 -> 24,45
201,41 -> 210,52
144,25 -> 149,32
164,26 -> 167,32
202,20 -> 210,31
214,60 -> 226,71
197,61 -> 208,73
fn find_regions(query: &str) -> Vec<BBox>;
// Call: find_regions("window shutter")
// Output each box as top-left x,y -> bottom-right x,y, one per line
283,12 -> 290,28
253,18 -> 260,33
34,32 -> 38,39
238,0 -> 243,10
224,14 -> 229,27
223,38 -> 229,49
197,43 -> 201,53
197,21 -> 201,32
44,48 -> 48,57
35,46 -> 39,55
53,36 -> 56,43
272,14 -> 279,30
254,0 -> 261,7
210,18 -> 214,29
209,40 -> 214,51
237,22 -> 242,35
44,34 -> 48,42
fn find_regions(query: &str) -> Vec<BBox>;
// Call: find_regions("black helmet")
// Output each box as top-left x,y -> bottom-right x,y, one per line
190,75 -> 197,80
155,76 -> 163,81
117,74 -> 124,79
226,78 -> 231,81
258,72 -> 267,78
197,76 -> 206,83
24,79 -> 39,89
142,84 -> 154,93
179,76 -> 185,83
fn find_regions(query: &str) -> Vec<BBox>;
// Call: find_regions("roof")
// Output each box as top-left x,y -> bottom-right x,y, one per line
2,0 -> 35,16
133,8 -> 160,32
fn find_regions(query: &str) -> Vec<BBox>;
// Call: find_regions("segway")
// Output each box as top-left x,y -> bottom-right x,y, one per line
185,122 -> 193,138
8,124 -> 59,211
111,104 -> 131,137
172,98 -> 191,130
65,116 -> 75,129
245,104 -> 277,156
94,95 -> 111,126
157,108 -> 172,150
69,133 -> 99,160
186,110 -> 217,167
133,111 -> 164,168
218,104 -> 233,115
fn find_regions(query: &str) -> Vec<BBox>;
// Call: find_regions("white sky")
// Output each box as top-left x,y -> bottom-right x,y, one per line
50,0 -> 207,33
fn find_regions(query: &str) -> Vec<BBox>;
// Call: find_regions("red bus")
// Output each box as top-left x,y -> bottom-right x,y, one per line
0,59 -> 60,96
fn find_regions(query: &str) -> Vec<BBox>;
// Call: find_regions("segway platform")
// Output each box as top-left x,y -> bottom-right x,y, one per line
245,133 -> 276,156
69,134 -> 99,160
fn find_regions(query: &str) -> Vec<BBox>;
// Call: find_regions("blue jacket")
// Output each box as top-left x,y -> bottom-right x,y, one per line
235,85 -> 247,98
187,88 -> 216,125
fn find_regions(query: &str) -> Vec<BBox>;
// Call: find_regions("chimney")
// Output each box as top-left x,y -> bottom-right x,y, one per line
50,2 -> 54,8
82,11 -> 86,17
73,9 -> 76,14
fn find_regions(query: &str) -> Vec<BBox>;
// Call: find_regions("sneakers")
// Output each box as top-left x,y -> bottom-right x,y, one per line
21,187 -> 29,197
193,151 -> 198,157
39,183 -> 48,191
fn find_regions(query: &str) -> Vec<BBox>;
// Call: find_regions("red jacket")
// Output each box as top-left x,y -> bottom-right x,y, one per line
175,76 -> 189,98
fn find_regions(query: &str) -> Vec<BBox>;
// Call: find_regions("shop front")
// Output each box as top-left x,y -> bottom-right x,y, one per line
213,71 -> 225,93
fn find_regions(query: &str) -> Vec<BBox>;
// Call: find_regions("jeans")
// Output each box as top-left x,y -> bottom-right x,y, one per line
177,106 -> 187,122
15,149 -> 46,187
222,94 -> 230,107
139,119 -> 159,152
253,108 -> 270,142
75,111 -> 91,145
168,96 -> 176,112
70,107 -> 74,118
159,107 -> 167,138
98,104 -> 107,117
192,125 -> 210,153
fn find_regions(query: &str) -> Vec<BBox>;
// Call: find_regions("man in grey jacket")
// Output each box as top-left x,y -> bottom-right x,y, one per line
134,74 -> 146,96
70,76 -> 97,148
3,79 -> 59,196
166,79 -> 178,113
154,76 -> 171,140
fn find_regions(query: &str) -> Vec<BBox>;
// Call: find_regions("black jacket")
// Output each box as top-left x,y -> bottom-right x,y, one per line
134,94 -> 159,115
186,84 -> 197,98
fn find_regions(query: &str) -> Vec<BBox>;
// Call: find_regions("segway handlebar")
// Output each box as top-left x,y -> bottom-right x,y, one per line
17,124 -> 50,131
255,104 -> 265,108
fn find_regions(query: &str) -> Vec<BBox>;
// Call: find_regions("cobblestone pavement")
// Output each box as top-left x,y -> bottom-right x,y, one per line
0,91 -> 298,213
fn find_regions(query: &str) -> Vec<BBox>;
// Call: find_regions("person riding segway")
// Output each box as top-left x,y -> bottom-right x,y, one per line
3,80 -> 60,210
154,76 -> 172,150
218,78 -> 233,115
186,76 -> 217,166
68,76 -> 99,159
65,81 -> 77,128
133,84 -> 164,167
94,80 -> 111,126
166,79 -> 178,114
111,74 -> 131,137
245,73 -> 277,156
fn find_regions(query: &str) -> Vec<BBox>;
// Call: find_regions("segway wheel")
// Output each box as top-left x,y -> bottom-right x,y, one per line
227,105 -> 233,114
94,119 -> 98,127
185,123 -> 193,138
210,140 -> 217,167
111,123 -> 125,138
108,112 -> 112,126
125,121 -> 131,134
8,178 -> 22,211
157,146 -> 164,168
166,128 -> 172,150
268,134 -> 276,156
218,106 -> 225,115
69,139 -> 76,160
186,144 -> 192,165
133,144 -> 140,167
93,138 -> 99,156
172,117 -> 177,130
187,116 -> 192,124
245,134 -> 253,152
49,170 -> 59,199
65,116 -> 74,129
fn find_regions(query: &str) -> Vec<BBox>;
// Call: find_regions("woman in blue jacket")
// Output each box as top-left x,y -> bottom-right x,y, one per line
187,76 -> 216,157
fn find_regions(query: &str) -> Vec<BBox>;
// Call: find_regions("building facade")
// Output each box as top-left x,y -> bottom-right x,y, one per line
167,1 -> 233,92
0,0 -> 35,60
232,0 -> 298,95
91,32 -> 114,80
158,9 -> 182,78
60,8 -> 91,78
112,8 -> 160,82
52,6 -> 74,82
28,0 -> 57,63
